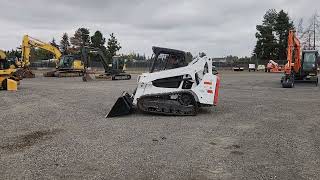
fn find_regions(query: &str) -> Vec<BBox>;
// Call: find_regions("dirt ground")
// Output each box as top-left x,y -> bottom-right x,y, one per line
1,71 -> 320,179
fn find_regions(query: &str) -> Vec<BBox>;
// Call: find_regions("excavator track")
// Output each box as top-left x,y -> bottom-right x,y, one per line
137,91 -> 198,116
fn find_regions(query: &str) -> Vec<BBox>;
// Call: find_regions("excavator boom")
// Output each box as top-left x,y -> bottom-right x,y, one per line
22,35 -> 62,67
14,35 -> 63,78
285,30 -> 301,75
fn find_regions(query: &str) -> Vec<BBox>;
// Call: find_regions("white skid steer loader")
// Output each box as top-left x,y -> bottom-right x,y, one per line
106,47 -> 220,117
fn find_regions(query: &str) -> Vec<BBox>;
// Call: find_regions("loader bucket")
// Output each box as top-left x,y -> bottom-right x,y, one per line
106,92 -> 133,118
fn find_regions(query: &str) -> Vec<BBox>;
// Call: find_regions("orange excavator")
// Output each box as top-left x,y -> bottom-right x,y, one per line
281,30 -> 319,88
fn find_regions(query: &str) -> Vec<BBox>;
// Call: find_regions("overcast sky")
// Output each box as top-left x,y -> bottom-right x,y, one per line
0,0 -> 319,57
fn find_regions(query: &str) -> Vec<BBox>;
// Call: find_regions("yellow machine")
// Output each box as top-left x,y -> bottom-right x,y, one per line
21,35 -> 84,78
22,35 -> 62,66
0,50 -> 19,91
44,54 -> 85,77
11,35 -> 61,78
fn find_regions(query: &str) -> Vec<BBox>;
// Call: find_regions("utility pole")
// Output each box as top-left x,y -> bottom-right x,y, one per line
309,31 -> 312,49
313,15 -> 316,50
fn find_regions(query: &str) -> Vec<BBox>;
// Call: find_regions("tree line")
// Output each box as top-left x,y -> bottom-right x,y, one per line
253,9 -> 294,61
60,28 -> 121,63
5,10 -> 299,65
5,28 -> 121,64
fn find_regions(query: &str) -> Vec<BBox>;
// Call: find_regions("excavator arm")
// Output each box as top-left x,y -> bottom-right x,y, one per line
81,47 -> 110,72
21,35 -> 62,67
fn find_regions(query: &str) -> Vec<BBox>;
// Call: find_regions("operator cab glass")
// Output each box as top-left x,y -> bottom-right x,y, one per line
151,53 -> 187,73
303,52 -> 317,71
59,56 -> 74,68
0,59 -> 5,70
0,59 -> 10,70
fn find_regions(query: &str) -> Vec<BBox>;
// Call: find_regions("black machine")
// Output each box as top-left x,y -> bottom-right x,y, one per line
82,47 -> 131,81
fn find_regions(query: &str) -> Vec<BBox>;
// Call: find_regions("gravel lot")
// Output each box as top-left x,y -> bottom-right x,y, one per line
1,71 -> 320,179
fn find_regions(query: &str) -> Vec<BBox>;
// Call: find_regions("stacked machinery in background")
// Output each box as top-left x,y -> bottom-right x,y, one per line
18,35 -> 84,78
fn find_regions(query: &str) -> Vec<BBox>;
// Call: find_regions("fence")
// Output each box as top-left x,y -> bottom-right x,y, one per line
125,60 -> 153,73
212,59 -> 288,70
29,59 -> 289,71
30,61 -> 56,68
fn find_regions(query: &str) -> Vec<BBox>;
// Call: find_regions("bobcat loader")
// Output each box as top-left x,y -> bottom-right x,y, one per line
106,47 -> 220,117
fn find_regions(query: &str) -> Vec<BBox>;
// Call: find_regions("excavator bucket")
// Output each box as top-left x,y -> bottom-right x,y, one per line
14,68 -> 35,79
82,72 -> 95,81
106,92 -> 134,118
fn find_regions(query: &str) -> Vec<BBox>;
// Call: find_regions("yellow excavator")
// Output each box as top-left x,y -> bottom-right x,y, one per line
0,49 -> 19,91
43,54 -> 85,77
21,35 -> 84,78
16,35 -> 62,78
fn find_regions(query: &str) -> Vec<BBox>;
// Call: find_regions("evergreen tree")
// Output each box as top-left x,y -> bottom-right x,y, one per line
106,33 -> 121,64
275,10 -> 294,60
91,31 -> 106,48
70,28 -> 90,48
254,9 -> 278,60
253,9 -> 294,60
34,49 -> 53,60
60,33 -> 70,55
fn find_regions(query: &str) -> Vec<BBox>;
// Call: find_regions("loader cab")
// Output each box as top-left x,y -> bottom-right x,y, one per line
0,58 -> 10,70
0,59 -> 5,70
150,46 -> 188,73
301,50 -> 318,73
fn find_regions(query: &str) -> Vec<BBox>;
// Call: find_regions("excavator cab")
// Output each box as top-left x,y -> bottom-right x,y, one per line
301,50 -> 318,73
0,51 -> 19,91
58,55 -> 84,70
